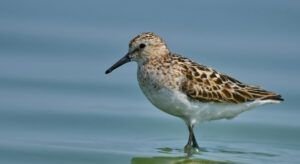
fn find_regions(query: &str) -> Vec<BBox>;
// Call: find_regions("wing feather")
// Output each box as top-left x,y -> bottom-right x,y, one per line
172,54 -> 284,103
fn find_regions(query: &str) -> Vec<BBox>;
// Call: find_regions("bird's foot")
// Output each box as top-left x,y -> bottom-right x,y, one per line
184,144 -> 200,156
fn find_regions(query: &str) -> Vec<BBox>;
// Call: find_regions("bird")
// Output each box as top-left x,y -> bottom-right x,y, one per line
105,32 -> 283,154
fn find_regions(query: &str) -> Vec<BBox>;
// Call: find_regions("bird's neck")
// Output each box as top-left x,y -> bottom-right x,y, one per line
138,51 -> 170,66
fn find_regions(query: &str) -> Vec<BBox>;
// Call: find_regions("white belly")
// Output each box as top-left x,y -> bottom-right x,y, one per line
139,83 -> 278,125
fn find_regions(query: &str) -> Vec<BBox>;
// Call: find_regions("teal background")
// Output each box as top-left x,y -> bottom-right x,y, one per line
0,0 -> 299,163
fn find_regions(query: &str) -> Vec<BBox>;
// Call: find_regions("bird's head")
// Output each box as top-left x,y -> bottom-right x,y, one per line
105,32 -> 169,74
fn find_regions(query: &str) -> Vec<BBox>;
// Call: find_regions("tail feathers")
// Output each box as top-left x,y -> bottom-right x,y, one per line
245,86 -> 284,102
261,94 -> 284,102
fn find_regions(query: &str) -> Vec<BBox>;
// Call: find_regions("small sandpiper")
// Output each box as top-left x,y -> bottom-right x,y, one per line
105,32 -> 283,154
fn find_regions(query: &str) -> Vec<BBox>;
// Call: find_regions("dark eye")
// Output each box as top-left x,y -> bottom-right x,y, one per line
139,43 -> 146,49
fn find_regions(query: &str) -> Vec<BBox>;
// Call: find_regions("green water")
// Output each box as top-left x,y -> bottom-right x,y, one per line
0,0 -> 299,163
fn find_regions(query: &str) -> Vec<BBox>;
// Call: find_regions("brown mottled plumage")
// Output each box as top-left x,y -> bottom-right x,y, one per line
105,32 -> 284,154
169,54 -> 283,104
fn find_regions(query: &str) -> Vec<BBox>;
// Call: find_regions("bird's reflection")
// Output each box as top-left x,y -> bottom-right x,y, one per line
131,147 -> 228,164
131,156 -> 228,164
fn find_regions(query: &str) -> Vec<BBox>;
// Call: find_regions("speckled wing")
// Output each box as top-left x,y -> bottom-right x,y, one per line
172,54 -> 284,104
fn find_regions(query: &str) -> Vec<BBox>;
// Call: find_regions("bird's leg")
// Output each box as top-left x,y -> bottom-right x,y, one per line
184,124 -> 200,154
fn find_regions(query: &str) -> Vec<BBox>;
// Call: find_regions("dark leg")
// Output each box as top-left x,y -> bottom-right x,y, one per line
184,124 -> 200,154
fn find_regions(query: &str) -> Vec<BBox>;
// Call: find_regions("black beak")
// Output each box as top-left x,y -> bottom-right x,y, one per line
105,53 -> 131,74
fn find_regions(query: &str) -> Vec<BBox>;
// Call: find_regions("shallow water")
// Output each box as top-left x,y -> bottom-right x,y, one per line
0,0 -> 300,163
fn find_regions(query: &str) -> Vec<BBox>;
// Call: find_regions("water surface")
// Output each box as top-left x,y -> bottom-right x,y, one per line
0,0 -> 299,163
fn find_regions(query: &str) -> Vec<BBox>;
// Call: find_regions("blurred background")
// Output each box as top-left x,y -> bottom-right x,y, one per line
0,0 -> 299,163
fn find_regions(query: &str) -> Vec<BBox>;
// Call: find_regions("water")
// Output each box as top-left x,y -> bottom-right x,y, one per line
0,0 -> 299,163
